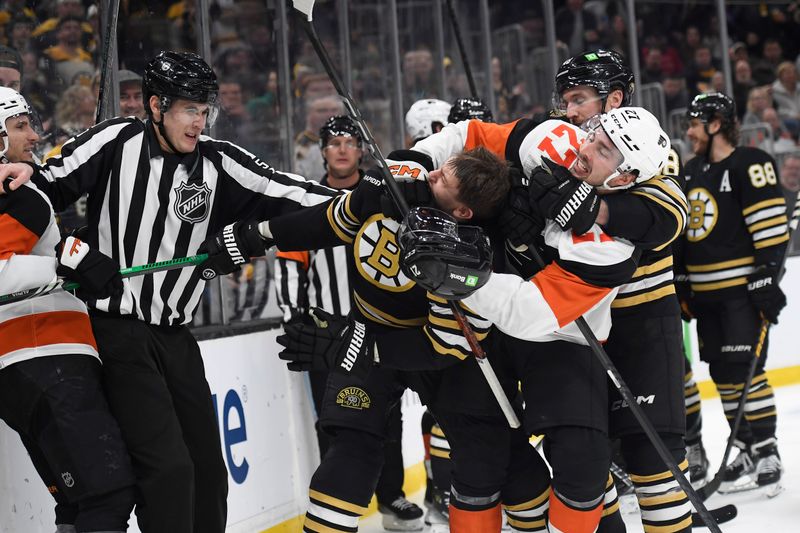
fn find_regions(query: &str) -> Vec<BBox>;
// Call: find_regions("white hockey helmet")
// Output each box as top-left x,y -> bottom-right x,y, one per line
593,106 -> 671,189
405,98 -> 452,143
0,86 -> 33,160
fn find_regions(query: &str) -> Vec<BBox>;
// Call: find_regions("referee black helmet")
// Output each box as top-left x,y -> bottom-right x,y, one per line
143,51 -> 219,123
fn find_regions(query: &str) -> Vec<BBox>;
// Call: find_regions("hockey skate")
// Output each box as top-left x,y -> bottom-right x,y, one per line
719,441 -> 756,494
378,496 -> 424,531
753,439 -> 784,498
686,440 -> 709,488
424,487 -> 450,531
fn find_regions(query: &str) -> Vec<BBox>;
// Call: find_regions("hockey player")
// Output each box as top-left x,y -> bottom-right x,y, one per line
0,51 -> 338,533
0,87 -> 136,533
681,92 -> 788,492
447,97 -> 493,124
549,50 -> 696,529
275,115 -> 424,530
405,98 -> 452,146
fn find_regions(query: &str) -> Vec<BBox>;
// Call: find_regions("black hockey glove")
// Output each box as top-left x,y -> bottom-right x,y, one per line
57,235 -> 124,300
496,168 -> 544,248
197,221 -> 272,280
530,159 -> 599,235
276,308 -> 376,380
673,273 -> 695,322
380,175 -> 434,220
747,265 -> 786,324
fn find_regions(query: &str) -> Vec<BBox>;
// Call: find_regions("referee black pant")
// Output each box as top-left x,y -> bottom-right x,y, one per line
90,313 -> 228,533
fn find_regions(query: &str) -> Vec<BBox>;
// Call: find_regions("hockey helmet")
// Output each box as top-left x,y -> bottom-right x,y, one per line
143,51 -> 219,126
0,86 -> 34,161
448,97 -> 494,124
686,92 -> 736,126
398,207 -> 492,300
588,107 -> 671,188
554,50 -> 635,110
406,99 -> 452,143
319,115 -> 363,148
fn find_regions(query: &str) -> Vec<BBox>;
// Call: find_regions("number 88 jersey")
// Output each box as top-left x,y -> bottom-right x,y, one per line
682,146 -> 789,300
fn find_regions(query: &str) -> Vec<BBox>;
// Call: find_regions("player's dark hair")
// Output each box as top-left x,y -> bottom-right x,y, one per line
450,147 -> 510,220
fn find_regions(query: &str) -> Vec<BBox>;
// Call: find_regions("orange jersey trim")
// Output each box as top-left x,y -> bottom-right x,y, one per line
275,250 -> 310,270
0,212 -> 39,259
0,311 -> 97,357
531,262 -> 612,328
464,120 -> 520,157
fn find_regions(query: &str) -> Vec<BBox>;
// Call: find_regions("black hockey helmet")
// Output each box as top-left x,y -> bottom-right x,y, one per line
448,98 -> 494,124
554,49 -> 635,108
319,115 -> 363,148
398,207 -> 492,300
143,51 -> 219,125
686,92 -> 736,125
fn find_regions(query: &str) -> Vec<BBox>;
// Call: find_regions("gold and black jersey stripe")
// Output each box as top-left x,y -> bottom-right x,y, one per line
423,293 -> 491,361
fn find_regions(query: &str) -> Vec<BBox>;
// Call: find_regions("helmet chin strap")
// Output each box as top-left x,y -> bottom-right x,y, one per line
153,114 -> 186,155
702,122 -> 716,162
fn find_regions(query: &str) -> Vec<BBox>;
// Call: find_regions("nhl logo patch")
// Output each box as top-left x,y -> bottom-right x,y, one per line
61,472 -> 75,488
174,181 -> 211,223
336,386 -> 371,410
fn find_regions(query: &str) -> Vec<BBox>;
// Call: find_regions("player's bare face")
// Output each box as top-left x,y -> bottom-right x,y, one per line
573,126 -> 624,187
560,86 -> 604,126
323,135 -> 361,179
429,162 -> 469,220
3,115 -> 39,163
686,118 -> 709,156
161,99 -> 209,153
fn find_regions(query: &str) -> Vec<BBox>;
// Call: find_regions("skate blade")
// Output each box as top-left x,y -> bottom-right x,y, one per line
429,525 -> 450,533
763,482 -> 785,498
719,475 -> 757,494
381,515 -> 424,531
424,508 -> 449,526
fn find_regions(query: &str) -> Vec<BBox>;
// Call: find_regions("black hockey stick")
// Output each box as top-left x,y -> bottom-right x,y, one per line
292,0 -> 520,429
94,0 -> 121,124
520,243 -> 723,531
610,461 -> 738,527
444,0 -> 478,98
698,188 -> 800,501
0,254 -> 208,306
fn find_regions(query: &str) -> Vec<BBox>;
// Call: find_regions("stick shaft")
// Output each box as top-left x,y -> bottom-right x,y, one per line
445,0 -> 478,97
94,0 -> 121,124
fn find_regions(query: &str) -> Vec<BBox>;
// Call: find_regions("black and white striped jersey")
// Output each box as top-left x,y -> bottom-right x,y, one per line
29,117 -> 337,326
274,246 -> 352,320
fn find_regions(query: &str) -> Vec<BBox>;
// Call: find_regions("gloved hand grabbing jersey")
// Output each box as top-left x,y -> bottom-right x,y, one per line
276,308 -> 377,379
197,221 -> 272,280
529,158 -> 599,235
747,264 -> 786,324
57,235 -> 123,300
496,167 -> 544,248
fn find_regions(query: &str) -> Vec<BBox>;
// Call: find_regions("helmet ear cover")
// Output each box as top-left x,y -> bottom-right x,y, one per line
398,207 -> 492,300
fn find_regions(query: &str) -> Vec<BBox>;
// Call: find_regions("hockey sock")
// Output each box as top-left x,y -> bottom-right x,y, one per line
429,423 -> 453,501
716,373 -> 776,443
630,461 -> 692,533
449,499 -> 502,533
502,486 -> 550,532
684,370 -> 703,444
547,489 -> 603,533
421,410 -> 434,502
501,427 -> 552,532
596,473 -> 625,533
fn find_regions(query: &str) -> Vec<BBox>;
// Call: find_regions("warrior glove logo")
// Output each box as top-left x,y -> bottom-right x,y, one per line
174,181 -> 212,223
555,181 -> 593,228
222,224 -> 245,265
340,321 -> 367,371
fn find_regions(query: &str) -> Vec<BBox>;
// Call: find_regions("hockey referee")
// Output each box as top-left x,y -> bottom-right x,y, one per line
0,51 -> 336,533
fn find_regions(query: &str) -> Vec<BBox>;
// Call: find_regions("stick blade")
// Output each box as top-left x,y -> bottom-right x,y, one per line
292,0 -> 315,20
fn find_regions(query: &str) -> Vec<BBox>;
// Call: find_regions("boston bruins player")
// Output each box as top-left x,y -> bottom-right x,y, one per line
681,93 -> 788,491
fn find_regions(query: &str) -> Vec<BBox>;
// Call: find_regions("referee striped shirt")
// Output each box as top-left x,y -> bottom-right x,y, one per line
30,117 -> 337,326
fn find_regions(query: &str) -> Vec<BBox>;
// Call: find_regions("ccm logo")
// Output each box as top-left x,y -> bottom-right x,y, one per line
389,164 -> 423,179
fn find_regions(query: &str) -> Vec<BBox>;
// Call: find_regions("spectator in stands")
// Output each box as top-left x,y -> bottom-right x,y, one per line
685,44 -> 718,97
779,153 -> 800,251
215,79 -> 251,142
734,59 -> 757,120
18,49 -> 55,131
680,26 -> 705,65
555,0 -> 601,54
730,41 -> 749,64
6,14 -> 36,53
742,85 -> 774,126
711,71 -> 726,93
293,94 -> 344,181
32,0 -> 93,51
762,107 -> 799,154
53,84 -> 95,142
42,16 -> 95,96
401,48 -> 438,110
118,69 -> 145,120
0,45 -> 21,91
663,75 -> 689,113
641,47 -> 665,84
215,43 -> 258,95
772,61 -> 800,137
752,38 -> 785,85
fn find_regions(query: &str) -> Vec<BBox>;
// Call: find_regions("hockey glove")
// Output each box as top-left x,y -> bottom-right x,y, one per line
57,236 -> 124,300
673,273 -> 695,322
197,221 -> 272,280
530,159 -> 599,235
380,175 -> 434,220
747,265 -> 786,324
496,168 -> 544,248
276,308 -> 376,380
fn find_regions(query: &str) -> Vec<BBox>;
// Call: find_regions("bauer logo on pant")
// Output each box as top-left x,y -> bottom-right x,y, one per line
336,387 -> 371,410
174,181 -> 212,223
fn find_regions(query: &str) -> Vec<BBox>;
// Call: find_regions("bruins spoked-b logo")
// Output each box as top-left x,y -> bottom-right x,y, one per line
686,187 -> 718,242
336,387 -> 371,410
174,181 -> 211,223
355,215 -> 414,292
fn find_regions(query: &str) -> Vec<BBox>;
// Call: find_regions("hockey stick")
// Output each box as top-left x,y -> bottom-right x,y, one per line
95,0 -> 121,124
698,188 -> 800,501
444,0 -> 478,98
0,254 -> 208,306
520,243 -> 723,531
292,0 -> 520,429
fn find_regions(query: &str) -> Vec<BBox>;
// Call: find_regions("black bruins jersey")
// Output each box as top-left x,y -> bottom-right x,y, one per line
682,147 -> 789,301
605,149 -> 688,317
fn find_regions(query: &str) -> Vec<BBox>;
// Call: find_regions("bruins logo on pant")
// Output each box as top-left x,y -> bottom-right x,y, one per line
336,387 -> 371,410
